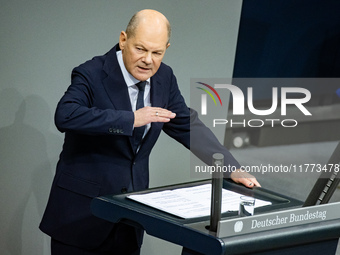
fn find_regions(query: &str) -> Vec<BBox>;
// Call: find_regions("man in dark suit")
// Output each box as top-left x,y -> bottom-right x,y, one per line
40,9 -> 260,255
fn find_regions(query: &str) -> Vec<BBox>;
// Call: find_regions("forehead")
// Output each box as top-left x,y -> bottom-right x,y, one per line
129,22 -> 168,50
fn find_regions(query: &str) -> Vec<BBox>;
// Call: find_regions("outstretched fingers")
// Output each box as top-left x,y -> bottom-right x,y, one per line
134,106 -> 176,127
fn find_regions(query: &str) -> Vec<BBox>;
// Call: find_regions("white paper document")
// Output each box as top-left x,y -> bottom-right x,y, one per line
127,184 -> 272,219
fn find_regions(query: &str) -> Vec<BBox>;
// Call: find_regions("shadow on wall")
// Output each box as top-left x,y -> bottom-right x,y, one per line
0,88 -> 61,254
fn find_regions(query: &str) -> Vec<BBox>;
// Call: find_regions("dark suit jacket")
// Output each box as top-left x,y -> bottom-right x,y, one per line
39,44 -> 240,249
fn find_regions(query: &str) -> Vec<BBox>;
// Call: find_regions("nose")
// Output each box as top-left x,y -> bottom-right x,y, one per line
143,52 -> 152,65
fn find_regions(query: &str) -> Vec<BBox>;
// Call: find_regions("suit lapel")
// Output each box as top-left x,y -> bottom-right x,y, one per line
102,45 -> 132,112
102,45 -> 136,152
150,73 -> 165,108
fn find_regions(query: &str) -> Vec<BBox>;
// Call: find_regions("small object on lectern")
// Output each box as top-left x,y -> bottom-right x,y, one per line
238,196 -> 255,217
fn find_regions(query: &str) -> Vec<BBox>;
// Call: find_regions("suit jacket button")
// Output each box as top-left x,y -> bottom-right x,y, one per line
121,187 -> 128,193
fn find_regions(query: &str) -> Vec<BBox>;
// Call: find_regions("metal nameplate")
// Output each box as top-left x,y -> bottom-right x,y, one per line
218,202 -> 340,237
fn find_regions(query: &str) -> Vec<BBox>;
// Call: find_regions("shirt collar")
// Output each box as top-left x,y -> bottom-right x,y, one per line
116,50 -> 150,87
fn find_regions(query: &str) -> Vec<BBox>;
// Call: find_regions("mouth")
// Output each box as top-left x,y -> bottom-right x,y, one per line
138,66 -> 151,72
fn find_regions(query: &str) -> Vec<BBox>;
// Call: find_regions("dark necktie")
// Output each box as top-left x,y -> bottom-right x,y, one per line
133,81 -> 147,153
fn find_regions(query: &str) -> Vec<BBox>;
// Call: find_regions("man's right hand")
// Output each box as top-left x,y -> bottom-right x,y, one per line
134,106 -> 176,127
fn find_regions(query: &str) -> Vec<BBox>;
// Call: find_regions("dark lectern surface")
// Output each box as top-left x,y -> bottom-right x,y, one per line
92,179 -> 327,255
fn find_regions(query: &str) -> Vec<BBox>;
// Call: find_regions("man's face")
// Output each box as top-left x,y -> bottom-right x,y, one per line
119,22 -> 170,81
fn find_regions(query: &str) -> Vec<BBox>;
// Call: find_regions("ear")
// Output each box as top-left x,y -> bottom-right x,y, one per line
166,43 -> 170,49
119,31 -> 127,50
